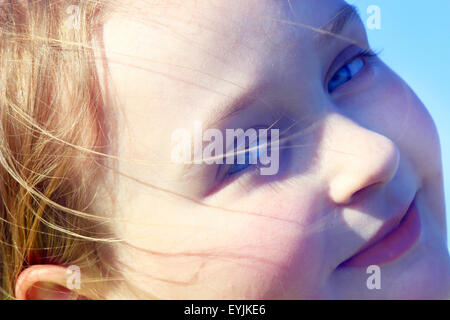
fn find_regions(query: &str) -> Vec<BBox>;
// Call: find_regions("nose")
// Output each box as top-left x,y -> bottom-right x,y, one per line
321,113 -> 400,205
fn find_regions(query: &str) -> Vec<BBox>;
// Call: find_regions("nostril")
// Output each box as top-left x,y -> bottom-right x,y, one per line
328,175 -> 355,205
348,181 -> 383,203
329,175 -> 384,205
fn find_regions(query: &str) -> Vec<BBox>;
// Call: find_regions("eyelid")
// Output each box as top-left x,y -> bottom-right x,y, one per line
325,45 -> 374,87
218,124 -> 286,180
215,125 -> 266,181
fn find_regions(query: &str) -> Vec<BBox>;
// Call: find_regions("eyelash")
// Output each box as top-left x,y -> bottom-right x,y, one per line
221,128 -> 282,178
327,48 -> 379,93
226,142 -> 262,177
357,49 -> 379,62
223,134 -> 264,177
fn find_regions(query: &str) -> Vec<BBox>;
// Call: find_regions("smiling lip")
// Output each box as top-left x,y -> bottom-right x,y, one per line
339,199 -> 421,268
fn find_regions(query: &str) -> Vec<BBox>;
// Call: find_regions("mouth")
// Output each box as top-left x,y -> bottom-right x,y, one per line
338,197 -> 422,268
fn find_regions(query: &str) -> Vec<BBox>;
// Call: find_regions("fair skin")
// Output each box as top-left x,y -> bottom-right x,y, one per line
17,0 -> 449,299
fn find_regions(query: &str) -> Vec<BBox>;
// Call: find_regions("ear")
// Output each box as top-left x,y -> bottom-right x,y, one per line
15,265 -> 88,300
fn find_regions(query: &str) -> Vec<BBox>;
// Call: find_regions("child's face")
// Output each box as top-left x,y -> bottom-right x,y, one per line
97,0 -> 449,298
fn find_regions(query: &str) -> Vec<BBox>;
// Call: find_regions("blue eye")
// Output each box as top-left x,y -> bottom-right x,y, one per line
227,140 -> 263,176
328,56 -> 365,93
227,159 -> 251,175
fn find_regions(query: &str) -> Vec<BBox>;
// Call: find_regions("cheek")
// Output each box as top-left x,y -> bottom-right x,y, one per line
375,72 -> 441,179
205,186 -> 333,298
117,190 -> 330,298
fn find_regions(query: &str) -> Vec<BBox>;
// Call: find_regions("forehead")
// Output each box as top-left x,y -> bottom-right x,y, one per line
130,0 -> 348,48
123,0 -> 350,78
101,0 -> 355,130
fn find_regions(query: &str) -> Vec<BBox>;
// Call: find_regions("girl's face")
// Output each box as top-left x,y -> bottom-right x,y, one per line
96,0 -> 449,299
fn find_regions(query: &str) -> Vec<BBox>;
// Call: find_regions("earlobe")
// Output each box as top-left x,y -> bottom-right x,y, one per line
15,265 -> 85,300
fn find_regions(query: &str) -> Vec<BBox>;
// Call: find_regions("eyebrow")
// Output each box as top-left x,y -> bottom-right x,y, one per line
201,85 -> 277,139
315,4 -> 362,45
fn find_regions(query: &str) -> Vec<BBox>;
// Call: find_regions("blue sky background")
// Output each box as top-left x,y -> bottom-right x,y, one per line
349,0 -> 450,252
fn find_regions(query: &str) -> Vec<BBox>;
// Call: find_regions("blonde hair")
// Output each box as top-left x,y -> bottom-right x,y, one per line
0,0 -> 122,299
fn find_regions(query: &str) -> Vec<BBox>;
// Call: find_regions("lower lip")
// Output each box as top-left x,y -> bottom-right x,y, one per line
340,201 -> 422,268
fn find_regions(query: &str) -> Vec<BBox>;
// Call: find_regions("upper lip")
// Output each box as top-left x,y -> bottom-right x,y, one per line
342,194 -> 416,263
